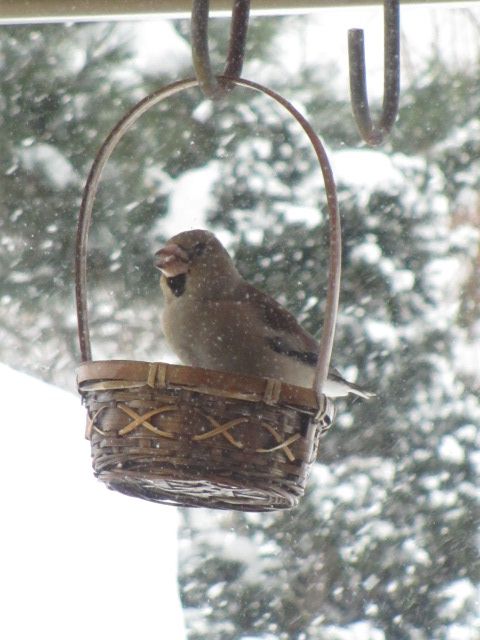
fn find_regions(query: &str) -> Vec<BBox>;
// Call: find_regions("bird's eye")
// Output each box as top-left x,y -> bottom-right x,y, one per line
193,242 -> 206,256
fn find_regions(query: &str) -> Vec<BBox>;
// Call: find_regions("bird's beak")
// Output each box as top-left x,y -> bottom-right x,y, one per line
154,243 -> 190,277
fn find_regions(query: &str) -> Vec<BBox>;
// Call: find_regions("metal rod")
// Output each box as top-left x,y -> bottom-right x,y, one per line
191,0 -> 250,99
0,0 -> 466,24
348,0 -> 400,146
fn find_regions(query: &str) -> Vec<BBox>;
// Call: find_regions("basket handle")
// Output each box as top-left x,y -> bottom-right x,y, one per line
75,77 -> 341,406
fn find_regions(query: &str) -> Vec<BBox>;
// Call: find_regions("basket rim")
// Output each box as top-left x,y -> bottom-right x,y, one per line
76,359 -> 318,412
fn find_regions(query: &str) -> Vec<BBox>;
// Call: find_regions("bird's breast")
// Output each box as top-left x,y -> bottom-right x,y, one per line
162,298 -> 242,370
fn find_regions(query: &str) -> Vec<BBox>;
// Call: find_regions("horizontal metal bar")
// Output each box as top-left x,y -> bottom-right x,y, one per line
0,0 -> 472,25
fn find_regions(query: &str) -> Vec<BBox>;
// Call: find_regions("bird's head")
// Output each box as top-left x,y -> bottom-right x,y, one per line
154,229 -> 240,298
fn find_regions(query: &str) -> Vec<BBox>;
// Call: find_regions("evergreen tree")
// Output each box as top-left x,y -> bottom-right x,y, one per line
1,13 -> 479,640
178,37 -> 480,640
0,17 -> 290,385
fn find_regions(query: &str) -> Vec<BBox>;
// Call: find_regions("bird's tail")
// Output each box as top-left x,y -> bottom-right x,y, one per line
327,368 -> 376,399
348,382 -> 376,399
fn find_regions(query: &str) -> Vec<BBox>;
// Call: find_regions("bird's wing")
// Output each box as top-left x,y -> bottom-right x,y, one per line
233,281 -> 319,364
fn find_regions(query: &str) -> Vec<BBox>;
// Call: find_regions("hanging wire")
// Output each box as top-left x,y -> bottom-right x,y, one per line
348,0 -> 400,146
191,0 -> 250,99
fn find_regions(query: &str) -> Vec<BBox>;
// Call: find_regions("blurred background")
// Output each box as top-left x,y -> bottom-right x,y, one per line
1,3 -> 479,638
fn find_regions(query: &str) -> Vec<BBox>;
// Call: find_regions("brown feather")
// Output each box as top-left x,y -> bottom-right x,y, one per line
232,281 -> 319,353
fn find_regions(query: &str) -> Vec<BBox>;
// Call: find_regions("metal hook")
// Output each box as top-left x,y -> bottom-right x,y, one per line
191,0 -> 250,99
348,0 -> 400,146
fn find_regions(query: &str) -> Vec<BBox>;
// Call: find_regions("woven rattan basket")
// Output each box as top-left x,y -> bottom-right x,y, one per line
77,360 -> 330,510
75,76 -> 341,511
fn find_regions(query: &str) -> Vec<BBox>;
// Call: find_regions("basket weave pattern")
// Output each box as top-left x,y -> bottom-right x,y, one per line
78,360 -> 323,510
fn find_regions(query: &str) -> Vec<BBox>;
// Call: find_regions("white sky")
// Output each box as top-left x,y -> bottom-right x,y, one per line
0,364 -> 186,640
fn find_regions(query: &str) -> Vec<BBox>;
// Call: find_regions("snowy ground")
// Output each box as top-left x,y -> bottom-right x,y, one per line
0,364 -> 185,640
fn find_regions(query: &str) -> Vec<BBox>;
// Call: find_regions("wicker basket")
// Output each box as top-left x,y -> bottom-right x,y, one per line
75,76 -> 342,510
77,360 -> 334,510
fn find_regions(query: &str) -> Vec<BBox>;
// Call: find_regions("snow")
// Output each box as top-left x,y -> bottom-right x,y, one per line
441,579 -> 478,621
130,21 -> 190,75
323,621 -> 385,640
365,318 -> 399,349
155,162 -> 222,241
402,538 -> 431,566
446,625 -> 480,640
333,149 -> 404,193
351,242 -> 382,265
439,435 -> 466,465
0,363 -> 185,640
283,203 -> 322,227
21,143 -> 78,189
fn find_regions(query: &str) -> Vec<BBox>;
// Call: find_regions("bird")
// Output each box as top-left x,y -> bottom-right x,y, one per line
154,229 -> 374,400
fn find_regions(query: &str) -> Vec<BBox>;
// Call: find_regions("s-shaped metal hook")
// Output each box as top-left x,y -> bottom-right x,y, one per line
348,0 -> 400,146
191,0 -> 250,99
